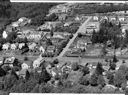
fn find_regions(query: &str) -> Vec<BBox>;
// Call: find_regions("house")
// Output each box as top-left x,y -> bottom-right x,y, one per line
109,16 -> 116,21
93,16 -> 99,21
39,46 -> 45,53
18,17 -> 31,27
10,44 -> 17,50
18,17 -> 31,23
118,16 -> 125,22
64,22 -> 72,27
27,33 -> 42,41
75,16 -> 80,21
3,57 -> 17,67
28,42 -> 37,51
2,43 -> 10,50
2,31 -> 8,39
18,69 -> 27,78
58,14 -> 67,21
35,67 -> 42,73
76,40 -> 88,50
38,22 -> 52,31
18,43 -> 25,50
47,46 -> 56,53
86,23 -> 97,35
33,57 -> 44,69
100,16 -> 108,21
21,63 -> 29,70
11,21 -> 20,28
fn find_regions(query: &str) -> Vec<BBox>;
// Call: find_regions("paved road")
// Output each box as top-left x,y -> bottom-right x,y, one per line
58,16 -> 92,58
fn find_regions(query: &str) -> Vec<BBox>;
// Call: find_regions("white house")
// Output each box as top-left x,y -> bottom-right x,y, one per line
93,16 -> 99,21
118,17 -> 125,22
11,44 -> 17,50
19,43 -> 25,50
11,21 -> 20,27
2,43 -> 10,50
39,46 -> 45,53
75,16 -> 80,21
2,31 -> 8,39
21,63 -> 29,70
33,57 -> 44,69
28,43 -> 37,51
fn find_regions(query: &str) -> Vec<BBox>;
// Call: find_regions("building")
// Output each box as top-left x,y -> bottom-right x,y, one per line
118,16 -> 125,22
3,57 -> 17,67
93,16 -> 99,21
21,63 -> 29,70
11,21 -> 20,28
86,23 -> 97,35
46,46 -> 56,53
33,57 -> 44,69
2,31 -> 8,39
58,14 -> 67,21
109,16 -> 116,21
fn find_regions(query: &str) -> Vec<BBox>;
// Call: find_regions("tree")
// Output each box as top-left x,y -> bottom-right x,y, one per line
50,30 -> 54,37
79,75 -> 90,86
106,71 -> 114,84
31,84 -> 40,93
90,73 -> 98,86
95,62 -> 104,75
6,31 -> 17,43
25,70 -> 30,81
46,39 -> 52,46
118,22 -> 121,28
39,69 -> 51,84
78,33 -> 82,38
71,62 -> 79,71
91,29 -> 98,44
109,62 -> 116,70
45,13 -> 58,21
53,59 -> 59,65
82,66 -> 90,76
97,75 -> 106,88
0,66 -> 6,77
113,55 -> 118,63
114,70 -> 126,88
4,70 -> 19,90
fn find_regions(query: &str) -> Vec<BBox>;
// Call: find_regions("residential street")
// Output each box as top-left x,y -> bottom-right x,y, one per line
58,16 -> 92,58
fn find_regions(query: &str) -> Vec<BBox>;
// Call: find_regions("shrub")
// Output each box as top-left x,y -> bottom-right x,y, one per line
53,59 -> 59,64
95,62 -> 104,75
63,80 -> 73,88
79,76 -> 89,86
106,71 -> 114,84
109,63 -> 116,70
125,87 -> 128,95
90,73 -> 98,86
82,66 -> 90,76
97,75 -> 106,88
71,62 -> 79,71
24,56 -> 29,61
78,33 -> 82,38
114,70 -> 126,88
113,55 -> 118,63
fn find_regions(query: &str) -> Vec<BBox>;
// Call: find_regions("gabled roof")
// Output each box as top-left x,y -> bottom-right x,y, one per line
4,57 -> 15,64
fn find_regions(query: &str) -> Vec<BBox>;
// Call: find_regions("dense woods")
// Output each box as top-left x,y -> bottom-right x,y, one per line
72,3 -> 128,15
0,1 -> 58,28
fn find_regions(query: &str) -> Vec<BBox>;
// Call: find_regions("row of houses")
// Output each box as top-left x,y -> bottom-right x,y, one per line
11,17 -> 31,28
1,42 -> 58,54
93,15 -> 128,22
49,3 -> 73,15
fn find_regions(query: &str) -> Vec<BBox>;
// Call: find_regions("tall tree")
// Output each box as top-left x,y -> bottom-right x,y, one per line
25,70 -> 30,81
